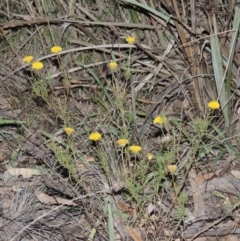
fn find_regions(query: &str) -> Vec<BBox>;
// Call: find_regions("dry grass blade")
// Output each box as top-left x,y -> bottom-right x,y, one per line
166,0 -> 202,106
1,18 -> 161,29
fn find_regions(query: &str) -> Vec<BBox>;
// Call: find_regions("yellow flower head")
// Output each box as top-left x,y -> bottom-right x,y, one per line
153,115 -> 166,125
64,127 -> 75,136
32,61 -> 44,70
168,165 -> 177,174
51,46 -> 62,54
129,145 -> 142,154
117,139 -> 129,147
89,132 -> 102,141
125,36 -> 135,44
208,100 -> 220,110
108,61 -> 118,70
23,55 -> 34,63
147,153 -> 155,161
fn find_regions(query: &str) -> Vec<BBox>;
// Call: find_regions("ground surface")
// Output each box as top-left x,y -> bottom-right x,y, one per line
0,1 -> 240,241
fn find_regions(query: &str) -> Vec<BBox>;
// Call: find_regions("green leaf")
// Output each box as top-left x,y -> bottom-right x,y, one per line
0,119 -> 24,125
122,0 -> 174,25
210,15 -> 229,126
108,202 -> 115,241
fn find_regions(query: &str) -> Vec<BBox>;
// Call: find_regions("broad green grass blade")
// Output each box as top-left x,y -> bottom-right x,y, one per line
210,15 -> 229,127
108,202 -> 115,241
129,9 -> 138,23
226,7 -> 240,119
121,0 -> 174,25
0,119 -> 24,125
131,85 -> 136,122
87,219 -> 100,241
10,147 -> 21,166
87,227 -> 97,241
212,124 -> 238,155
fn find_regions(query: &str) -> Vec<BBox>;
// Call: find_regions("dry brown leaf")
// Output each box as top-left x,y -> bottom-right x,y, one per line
0,97 -> 12,109
196,173 -> 214,184
35,191 -> 77,206
7,168 -> 41,178
0,187 -> 6,195
163,228 -> 171,236
219,235 -> 238,241
230,170 -> 240,180
0,153 -> 7,162
2,196 -> 11,209
85,156 -> 94,162
117,201 -> 134,216
127,227 -> 143,241
117,201 -> 129,212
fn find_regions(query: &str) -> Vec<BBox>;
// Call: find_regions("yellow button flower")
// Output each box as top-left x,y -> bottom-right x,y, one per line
147,153 -> 155,161
64,127 -> 75,136
129,145 -> 142,154
51,46 -> 62,54
89,132 -> 102,141
117,139 -> 129,147
108,61 -> 118,70
168,165 -> 177,174
125,36 -> 135,44
32,61 -> 44,70
208,100 -> 220,110
23,55 -> 34,63
153,115 -> 166,125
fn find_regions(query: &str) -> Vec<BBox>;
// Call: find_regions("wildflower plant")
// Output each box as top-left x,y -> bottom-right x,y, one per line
47,141 -> 76,176
51,45 -> 62,54
129,145 -> 142,154
89,132 -> 102,141
108,61 -> 118,71
64,127 -> 75,136
153,115 -> 166,125
125,36 -> 135,44
23,55 -> 34,63
32,79 -> 49,101
117,139 -> 129,147
32,61 -> 44,70
147,153 -> 155,161
5,1 -> 237,239
168,164 -> 177,174
208,100 -> 220,110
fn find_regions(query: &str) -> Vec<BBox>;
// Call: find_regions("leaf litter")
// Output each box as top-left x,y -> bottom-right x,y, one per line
0,1 -> 240,241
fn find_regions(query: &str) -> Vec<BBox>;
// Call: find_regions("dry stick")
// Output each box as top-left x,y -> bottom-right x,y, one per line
9,188 -> 112,241
0,19 -> 159,30
188,217 -> 228,241
183,227 -> 240,239
189,200 -> 240,241
176,30 -> 236,49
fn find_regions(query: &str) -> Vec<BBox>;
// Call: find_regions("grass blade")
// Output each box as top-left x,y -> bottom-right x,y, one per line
0,119 -> 24,125
108,202 -> 115,241
210,15 -> 229,126
226,6 -> 240,119
121,0 -> 174,25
